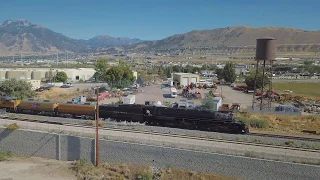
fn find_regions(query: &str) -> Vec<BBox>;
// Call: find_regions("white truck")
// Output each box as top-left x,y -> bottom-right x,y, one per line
170,87 -> 178,98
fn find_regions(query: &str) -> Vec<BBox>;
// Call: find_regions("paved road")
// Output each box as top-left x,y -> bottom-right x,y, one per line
102,141 -> 320,180
1,119 -> 320,180
2,118 -> 320,164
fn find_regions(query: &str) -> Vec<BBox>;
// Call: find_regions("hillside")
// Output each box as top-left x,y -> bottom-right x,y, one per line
85,35 -> 143,47
0,19 -> 143,55
130,26 -> 320,52
0,19 -> 88,54
2,20 -> 320,55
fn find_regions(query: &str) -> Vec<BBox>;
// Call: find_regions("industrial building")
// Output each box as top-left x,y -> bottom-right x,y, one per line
0,68 -> 96,82
173,73 -> 200,86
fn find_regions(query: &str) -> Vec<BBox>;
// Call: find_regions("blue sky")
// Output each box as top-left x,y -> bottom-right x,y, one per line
0,0 -> 319,40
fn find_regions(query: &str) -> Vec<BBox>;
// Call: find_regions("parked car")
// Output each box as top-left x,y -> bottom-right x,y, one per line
60,85 -> 71,88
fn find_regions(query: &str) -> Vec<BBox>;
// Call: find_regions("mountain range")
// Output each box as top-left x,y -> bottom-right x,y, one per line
1,19 -> 320,55
0,19 -> 143,54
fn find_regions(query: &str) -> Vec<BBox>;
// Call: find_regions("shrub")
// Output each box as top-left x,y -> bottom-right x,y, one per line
137,170 -> 153,180
86,120 -> 106,127
249,119 -> 269,128
111,100 -> 123,105
237,117 -> 250,126
244,151 -> 257,158
238,117 -> 268,128
0,154 -> 6,161
162,101 -> 172,107
0,152 -> 12,161
284,141 -> 295,147
7,123 -> 19,130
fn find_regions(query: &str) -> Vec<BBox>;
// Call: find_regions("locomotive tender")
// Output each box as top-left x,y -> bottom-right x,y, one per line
0,97 -> 248,134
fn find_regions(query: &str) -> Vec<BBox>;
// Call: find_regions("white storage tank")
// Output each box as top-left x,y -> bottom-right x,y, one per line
213,97 -> 222,111
31,70 -> 46,80
122,95 -> 136,104
6,70 -> 28,80
0,70 -> 6,80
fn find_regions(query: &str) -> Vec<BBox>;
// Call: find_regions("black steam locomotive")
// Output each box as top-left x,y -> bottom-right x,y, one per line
99,104 -> 249,134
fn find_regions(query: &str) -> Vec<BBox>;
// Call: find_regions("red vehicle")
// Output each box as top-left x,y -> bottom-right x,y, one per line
93,91 -> 111,101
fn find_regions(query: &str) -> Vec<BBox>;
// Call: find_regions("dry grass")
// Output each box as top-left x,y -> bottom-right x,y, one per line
153,56 -> 254,64
273,82 -> 320,100
161,168 -> 235,180
237,112 -> 320,134
73,159 -> 236,180
35,87 -> 91,102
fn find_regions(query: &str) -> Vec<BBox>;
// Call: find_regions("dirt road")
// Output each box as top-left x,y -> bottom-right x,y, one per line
0,157 -> 76,180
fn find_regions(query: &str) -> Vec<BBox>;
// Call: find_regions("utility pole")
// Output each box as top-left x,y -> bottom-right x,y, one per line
220,83 -> 223,99
95,87 -> 100,166
56,53 -> 59,66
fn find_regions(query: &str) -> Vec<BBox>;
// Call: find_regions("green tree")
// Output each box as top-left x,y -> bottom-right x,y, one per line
137,71 -> 152,84
201,94 -> 215,111
304,60 -> 315,66
164,66 -> 173,78
172,65 -> 183,72
245,72 -> 270,89
223,62 -> 236,83
0,79 -> 35,100
303,60 -> 317,74
54,71 -> 68,83
215,68 -> 224,80
94,58 -> 109,81
105,61 -> 135,89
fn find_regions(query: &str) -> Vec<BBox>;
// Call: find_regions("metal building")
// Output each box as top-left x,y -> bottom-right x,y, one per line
0,68 -> 96,82
0,70 -> 7,80
6,70 -> 30,80
173,73 -> 200,86
31,70 -> 47,81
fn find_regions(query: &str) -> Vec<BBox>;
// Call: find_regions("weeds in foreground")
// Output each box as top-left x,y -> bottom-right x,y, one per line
6,123 -> 19,130
237,117 -> 269,129
137,170 -> 153,180
0,152 -> 12,161
236,112 -> 320,134
72,159 -> 234,180
86,120 -> 106,127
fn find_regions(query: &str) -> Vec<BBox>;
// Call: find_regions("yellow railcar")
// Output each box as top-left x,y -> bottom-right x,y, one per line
18,99 -> 58,114
0,97 -> 21,111
58,101 -> 96,116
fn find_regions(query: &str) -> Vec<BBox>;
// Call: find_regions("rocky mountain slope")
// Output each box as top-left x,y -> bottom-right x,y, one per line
1,19 -> 320,55
0,19 -> 88,54
130,26 -> 320,53
85,35 -> 143,47
0,19 -> 142,54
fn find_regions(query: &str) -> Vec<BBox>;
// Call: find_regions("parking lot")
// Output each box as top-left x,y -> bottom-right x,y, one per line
98,83 -> 254,108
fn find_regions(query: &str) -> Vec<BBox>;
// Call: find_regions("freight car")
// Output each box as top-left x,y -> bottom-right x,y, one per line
0,97 -> 96,119
17,99 -> 58,115
57,101 -> 95,119
0,97 -> 20,112
0,97 -> 248,134
99,104 -> 248,134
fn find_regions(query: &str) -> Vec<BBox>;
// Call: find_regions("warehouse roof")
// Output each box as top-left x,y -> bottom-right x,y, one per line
173,73 -> 197,75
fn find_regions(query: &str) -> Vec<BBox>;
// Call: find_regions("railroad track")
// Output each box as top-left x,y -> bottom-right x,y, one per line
248,133 -> 320,143
1,116 -> 320,153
